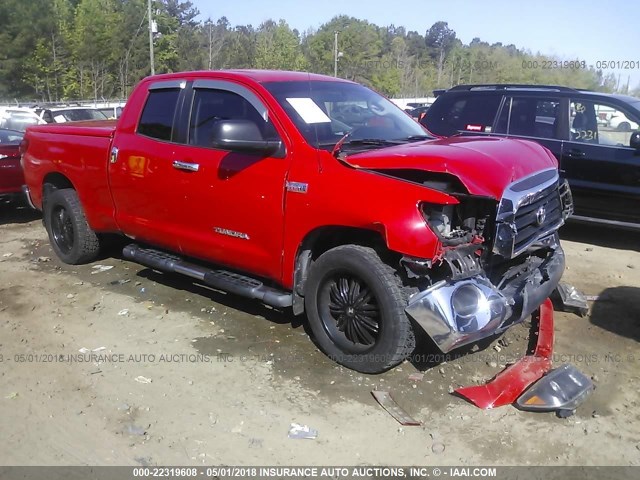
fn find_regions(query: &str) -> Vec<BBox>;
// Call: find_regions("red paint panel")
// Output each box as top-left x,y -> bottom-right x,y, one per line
0,145 -> 23,195
455,299 -> 554,409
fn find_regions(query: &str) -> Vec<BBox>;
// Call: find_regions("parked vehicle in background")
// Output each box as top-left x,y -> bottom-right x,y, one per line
96,105 -> 124,119
608,111 -> 639,131
407,104 -> 431,122
0,107 -> 45,132
0,128 -> 26,203
38,107 -> 108,123
22,70 -> 571,373
422,84 -> 640,229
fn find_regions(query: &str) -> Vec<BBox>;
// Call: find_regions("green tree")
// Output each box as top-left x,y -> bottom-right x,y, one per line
425,21 -> 456,86
255,20 -> 307,70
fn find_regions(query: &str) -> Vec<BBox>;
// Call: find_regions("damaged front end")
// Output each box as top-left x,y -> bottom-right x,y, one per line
404,168 -> 573,353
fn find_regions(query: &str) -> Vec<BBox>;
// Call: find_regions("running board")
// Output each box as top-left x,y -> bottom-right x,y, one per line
122,244 -> 293,308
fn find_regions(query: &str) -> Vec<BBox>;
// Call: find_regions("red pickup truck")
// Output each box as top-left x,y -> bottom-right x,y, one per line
22,70 -> 573,373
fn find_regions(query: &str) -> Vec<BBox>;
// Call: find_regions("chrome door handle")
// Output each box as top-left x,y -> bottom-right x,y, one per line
110,146 -> 119,164
172,160 -> 200,172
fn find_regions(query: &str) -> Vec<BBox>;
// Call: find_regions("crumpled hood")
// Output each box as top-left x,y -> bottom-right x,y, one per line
344,136 -> 558,199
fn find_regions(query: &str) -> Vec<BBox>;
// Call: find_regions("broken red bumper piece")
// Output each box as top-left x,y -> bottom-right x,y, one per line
455,298 -> 554,409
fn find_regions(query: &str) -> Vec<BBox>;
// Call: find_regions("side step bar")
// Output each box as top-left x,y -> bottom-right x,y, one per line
122,244 -> 293,309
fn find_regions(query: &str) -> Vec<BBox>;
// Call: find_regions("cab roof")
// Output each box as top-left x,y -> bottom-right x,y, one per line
143,69 -> 352,84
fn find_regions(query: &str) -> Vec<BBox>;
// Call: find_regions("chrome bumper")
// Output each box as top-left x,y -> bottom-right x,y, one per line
405,235 -> 565,353
21,185 -> 37,210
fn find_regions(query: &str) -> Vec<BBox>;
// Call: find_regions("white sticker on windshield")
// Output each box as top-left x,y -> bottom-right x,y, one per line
286,98 -> 331,124
54,115 -> 67,123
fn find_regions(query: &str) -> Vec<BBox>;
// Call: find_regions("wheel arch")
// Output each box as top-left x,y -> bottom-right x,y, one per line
42,172 -> 76,197
291,225 -> 398,315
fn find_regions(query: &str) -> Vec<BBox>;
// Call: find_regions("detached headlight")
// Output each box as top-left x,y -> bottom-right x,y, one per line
516,364 -> 594,416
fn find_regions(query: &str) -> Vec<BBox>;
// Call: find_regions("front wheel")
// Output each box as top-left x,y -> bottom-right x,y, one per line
304,245 -> 415,373
44,188 -> 101,264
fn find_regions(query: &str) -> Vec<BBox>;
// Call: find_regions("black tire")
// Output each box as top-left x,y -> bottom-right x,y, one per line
44,188 -> 100,264
304,245 -> 415,373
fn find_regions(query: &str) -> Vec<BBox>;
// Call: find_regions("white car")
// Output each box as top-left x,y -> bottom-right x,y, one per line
608,112 -> 639,131
0,107 -> 45,132
38,106 -> 108,124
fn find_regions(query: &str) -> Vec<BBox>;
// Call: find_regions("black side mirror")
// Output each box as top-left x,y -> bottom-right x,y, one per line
210,119 -> 282,156
630,131 -> 640,150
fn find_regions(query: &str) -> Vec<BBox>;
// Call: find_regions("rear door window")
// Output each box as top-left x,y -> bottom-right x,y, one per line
569,99 -> 640,147
424,94 -> 501,136
138,88 -> 181,141
495,97 -> 563,139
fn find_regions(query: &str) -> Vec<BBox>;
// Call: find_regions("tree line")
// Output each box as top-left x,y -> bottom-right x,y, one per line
0,0 -> 634,103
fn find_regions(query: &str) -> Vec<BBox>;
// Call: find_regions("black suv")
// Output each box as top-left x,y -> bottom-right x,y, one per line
422,84 -> 640,229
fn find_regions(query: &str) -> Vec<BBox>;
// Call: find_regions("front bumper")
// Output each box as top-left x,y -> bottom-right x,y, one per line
405,234 -> 565,353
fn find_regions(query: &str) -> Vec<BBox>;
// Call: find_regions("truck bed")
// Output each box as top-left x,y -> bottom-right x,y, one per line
23,120 -> 118,231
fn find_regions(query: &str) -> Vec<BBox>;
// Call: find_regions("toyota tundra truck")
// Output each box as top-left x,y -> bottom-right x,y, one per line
21,70 -> 573,373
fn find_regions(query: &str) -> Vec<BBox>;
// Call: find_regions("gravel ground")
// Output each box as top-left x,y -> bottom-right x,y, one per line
0,202 -> 639,466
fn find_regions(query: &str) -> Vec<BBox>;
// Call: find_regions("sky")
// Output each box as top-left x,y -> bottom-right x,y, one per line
190,0 -> 640,90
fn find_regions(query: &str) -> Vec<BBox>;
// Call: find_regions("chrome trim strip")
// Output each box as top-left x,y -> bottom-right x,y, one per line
569,214 -> 640,230
496,168 -> 559,222
21,185 -> 36,210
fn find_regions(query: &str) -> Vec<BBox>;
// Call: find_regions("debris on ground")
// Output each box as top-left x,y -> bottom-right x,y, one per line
431,442 -> 446,454
552,282 -> 589,316
4,392 -> 18,399
288,423 -> 318,439
91,265 -> 114,274
118,309 -> 130,316
408,373 -> 424,382
134,376 -> 152,384
126,424 -> 147,436
110,279 -> 131,285
371,390 -> 421,426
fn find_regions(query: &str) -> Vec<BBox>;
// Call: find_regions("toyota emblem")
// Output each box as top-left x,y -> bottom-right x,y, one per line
536,206 -> 547,226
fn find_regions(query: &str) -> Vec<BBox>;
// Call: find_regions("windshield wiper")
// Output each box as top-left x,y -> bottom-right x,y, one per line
345,138 -> 405,146
401,134 -> 432,142
332,138 -> 404,158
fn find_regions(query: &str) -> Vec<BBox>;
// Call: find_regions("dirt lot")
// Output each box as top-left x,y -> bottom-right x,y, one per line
0,202 -> 639,467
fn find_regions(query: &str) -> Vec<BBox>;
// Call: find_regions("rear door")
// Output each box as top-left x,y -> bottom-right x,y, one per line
493,95 -> 568,162
109,80 -> 188,252
561,98 -> 640,224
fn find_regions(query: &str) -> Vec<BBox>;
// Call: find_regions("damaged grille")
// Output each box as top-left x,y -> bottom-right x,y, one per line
493,169 -> 565,259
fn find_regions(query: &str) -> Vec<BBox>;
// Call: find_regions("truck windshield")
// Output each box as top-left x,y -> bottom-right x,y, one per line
264,80 -> 430,150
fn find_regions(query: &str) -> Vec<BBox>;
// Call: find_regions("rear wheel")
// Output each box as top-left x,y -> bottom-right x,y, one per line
44,188 -> 100,264
304,245 -> 415,373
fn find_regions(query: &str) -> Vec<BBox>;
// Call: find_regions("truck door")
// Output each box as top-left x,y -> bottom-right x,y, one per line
562,98 -> 640,224
108,80 -> 189,252
166,80 -> 291,281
